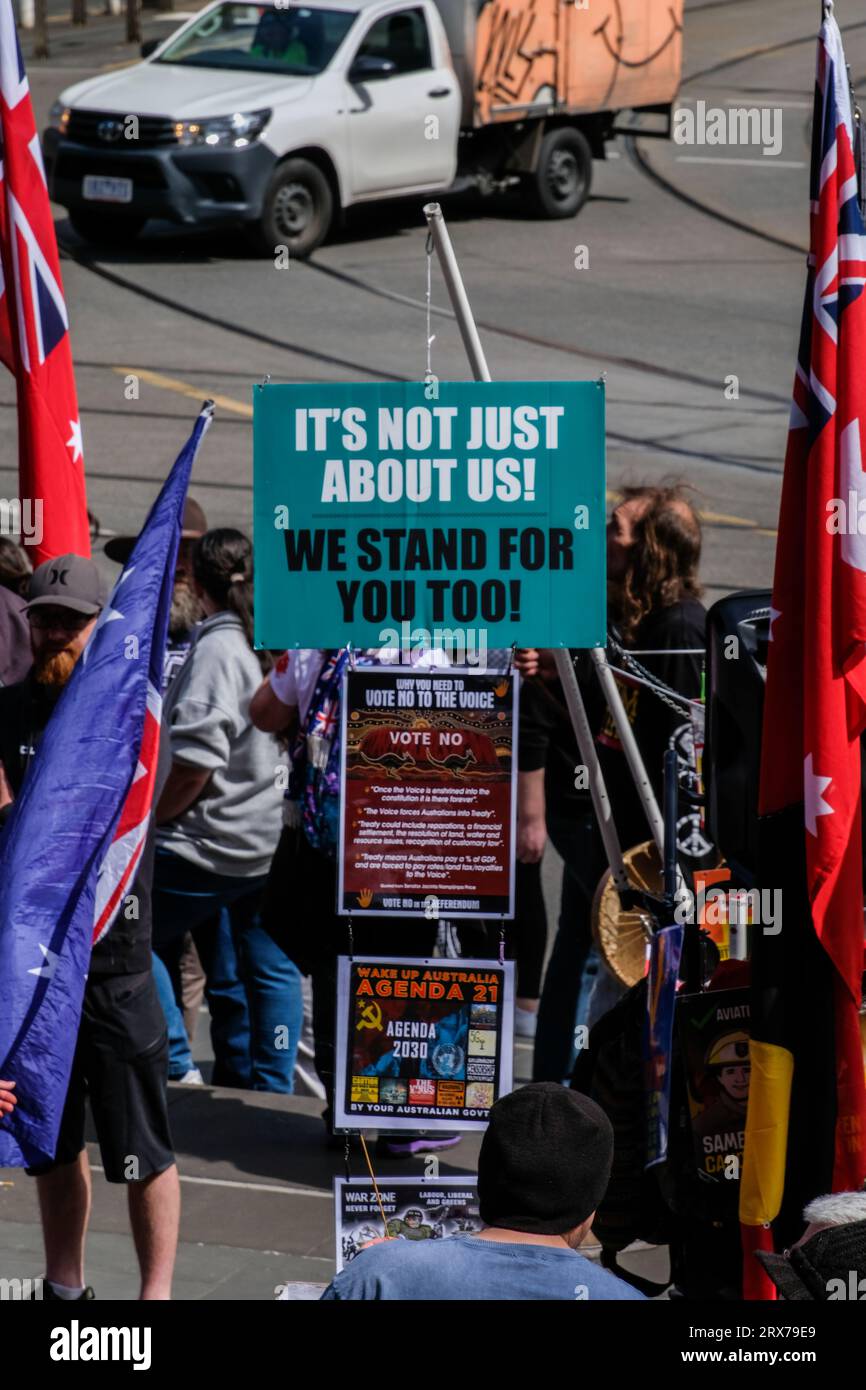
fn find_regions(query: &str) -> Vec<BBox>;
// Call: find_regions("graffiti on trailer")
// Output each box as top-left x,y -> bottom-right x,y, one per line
475,0 -> 684,125
596,5 -> 683,70
476,0 -> 559,113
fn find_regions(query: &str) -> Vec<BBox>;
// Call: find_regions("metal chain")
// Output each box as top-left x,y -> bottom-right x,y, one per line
606,662 -> 697,717
604,633 -> 702,718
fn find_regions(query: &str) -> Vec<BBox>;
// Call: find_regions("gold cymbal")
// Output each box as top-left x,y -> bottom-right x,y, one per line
591,840 -> 661,989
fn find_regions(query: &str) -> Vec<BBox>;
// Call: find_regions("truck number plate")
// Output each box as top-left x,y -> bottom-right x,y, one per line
82,175 -> 133,204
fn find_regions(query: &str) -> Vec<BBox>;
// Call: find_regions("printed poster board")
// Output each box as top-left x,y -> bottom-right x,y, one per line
254,380 -> 606,649
338,666 -> 517,918
334,955 -> 514,1132
334,1176 -> 480,1271
677,987 -> 751,1183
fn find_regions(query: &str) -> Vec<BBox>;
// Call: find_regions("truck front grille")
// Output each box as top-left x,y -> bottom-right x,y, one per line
67,110 -> 178,148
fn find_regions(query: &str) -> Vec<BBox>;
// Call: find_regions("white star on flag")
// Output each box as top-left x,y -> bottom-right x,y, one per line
80,597 -> 124,666
804,752 -> 834,835
27,943 -> 60,980
66,418 -> 83,463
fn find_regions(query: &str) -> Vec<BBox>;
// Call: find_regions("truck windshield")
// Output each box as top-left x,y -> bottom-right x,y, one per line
156,4 -> 358,76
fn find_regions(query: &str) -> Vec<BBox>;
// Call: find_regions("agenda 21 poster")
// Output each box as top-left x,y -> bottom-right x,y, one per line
334,956 -> 514,1132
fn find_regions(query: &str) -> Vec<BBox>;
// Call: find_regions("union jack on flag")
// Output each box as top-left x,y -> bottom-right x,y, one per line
313,700 -> 339,739
0,0 -> 89,564
740,9 -> 866,1297
0,406 -> 212,1170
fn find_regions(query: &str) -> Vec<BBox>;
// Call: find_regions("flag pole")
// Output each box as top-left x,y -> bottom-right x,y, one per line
423,201 -> 643,900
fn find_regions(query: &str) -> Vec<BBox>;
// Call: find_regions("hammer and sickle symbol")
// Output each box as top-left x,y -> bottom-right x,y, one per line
357,1001 -> 383,1032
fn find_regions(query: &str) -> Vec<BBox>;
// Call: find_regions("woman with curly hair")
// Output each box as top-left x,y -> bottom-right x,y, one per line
518,483 -> 706,1082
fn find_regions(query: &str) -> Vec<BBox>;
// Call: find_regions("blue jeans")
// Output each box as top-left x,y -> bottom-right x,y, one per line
152,951 -> 195,1077
152,847 -> 302,1092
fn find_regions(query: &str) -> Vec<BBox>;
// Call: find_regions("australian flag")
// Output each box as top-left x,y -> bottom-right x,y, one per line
0,0 -> 90,564
0,405 -> 213,1169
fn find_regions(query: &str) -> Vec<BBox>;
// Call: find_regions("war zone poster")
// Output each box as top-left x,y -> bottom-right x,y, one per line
677,988 -> 751,1183
334,955 -> 514,1131
334,1177 -> 480,1270
337,667 -> 516,918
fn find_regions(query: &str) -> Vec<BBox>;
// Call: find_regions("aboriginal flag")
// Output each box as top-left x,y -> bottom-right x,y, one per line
739,13 -> 866,1298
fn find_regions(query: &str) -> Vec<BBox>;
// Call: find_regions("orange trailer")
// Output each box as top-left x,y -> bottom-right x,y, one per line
436,0 -> 684,217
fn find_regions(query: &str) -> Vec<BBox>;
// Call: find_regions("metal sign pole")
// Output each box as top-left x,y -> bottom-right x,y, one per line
422,202 -> 631,895
423,203 -> 492,383
553,649 -> 631,895
589,647 -> 666,856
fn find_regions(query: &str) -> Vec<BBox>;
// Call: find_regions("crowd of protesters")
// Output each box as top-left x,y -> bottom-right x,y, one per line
0,481 -> 711,1293
3,483 -> 863,1302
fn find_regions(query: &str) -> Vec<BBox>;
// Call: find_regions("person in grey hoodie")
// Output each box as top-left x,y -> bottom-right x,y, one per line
151,529 -> 302,1091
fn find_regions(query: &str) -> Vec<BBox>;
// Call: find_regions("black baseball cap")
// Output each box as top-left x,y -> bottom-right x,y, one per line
26,553 -> 106,616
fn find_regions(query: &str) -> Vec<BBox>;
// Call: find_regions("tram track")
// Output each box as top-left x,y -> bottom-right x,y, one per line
56,232 -> 790,483
52,10 -> 837,490
627,16 -> 866,256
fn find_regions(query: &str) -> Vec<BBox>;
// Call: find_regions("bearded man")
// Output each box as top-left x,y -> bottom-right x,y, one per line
105,496 -> 207,692
105,500 -> 209,1065
0,553 -> 106,807
0,554 -> 179,1301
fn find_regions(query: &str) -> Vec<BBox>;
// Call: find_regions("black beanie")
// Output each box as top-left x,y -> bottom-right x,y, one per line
478,1083 -> 614,1235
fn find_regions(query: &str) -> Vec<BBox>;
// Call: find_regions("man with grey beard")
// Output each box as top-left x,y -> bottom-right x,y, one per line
105,496 -> 207,692
106,499 -> 209,1065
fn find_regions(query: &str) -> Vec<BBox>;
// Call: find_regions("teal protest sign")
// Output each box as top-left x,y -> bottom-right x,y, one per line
253,380 -> 605,649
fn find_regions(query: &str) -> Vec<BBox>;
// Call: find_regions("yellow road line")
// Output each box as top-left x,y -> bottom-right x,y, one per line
606,488 -> 776,537
108,379 -> 775,531
113,366 -> 252,417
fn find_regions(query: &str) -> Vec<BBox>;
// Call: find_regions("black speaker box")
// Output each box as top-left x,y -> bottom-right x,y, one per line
704,589 -> 772,885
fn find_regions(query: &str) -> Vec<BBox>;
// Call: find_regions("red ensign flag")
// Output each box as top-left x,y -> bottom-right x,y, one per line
0,3 -> 89,564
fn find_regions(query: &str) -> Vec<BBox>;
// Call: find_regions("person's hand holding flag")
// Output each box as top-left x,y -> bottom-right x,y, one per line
0,1080 -> 16,1116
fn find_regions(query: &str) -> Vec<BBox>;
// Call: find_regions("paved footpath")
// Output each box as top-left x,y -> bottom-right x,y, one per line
1,1029 -> 670,1300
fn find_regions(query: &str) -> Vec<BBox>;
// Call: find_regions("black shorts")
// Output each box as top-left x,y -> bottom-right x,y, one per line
27,970 -> 175,1183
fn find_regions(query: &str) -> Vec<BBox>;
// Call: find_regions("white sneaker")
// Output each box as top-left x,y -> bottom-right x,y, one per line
514,1006 -> 538,1039
178,1068 -> 204,1085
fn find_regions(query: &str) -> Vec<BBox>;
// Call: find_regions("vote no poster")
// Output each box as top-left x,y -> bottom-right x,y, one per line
334,1177 -> 480,1271
334,956 -> 514,1132
338,667 -> 516,918
677,988 -> 751,1183
253,380 -> 606,649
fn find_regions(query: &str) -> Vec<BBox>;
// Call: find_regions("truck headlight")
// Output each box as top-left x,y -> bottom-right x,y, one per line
49,101 -> 71,132
173,110 -> 271,149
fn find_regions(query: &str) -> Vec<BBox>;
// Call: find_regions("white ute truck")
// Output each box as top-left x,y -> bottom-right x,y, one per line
43,0 -> 684,256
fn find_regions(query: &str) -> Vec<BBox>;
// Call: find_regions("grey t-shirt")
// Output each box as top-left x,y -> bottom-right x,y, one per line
157,611 -> 282,877
320,1235 -> 646,1301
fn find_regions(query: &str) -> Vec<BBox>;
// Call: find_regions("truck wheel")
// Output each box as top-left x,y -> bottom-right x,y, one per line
251,158 -> 333,259
68,210 -> 147,247
529,128 -> 592,218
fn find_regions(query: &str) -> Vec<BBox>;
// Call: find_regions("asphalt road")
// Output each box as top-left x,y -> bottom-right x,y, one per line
1,0 -> 859,1300
4,0 -> 860,606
